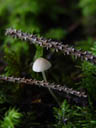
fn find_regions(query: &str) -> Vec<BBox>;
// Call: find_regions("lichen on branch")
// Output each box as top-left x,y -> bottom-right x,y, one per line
5,28 -> 96,64
0,75 -> 87,98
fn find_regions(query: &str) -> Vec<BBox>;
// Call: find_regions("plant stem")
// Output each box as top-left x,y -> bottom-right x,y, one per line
42,71 -> 61,106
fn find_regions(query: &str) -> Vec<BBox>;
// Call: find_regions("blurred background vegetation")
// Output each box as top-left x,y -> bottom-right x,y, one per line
0,0 -> 96,127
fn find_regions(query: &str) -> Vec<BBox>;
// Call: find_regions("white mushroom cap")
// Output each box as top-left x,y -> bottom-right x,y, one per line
32,57 -> 52,72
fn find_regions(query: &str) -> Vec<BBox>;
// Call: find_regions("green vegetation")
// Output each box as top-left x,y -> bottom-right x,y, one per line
0,108 -> 22,128
53,100 -> 96,128
0,0 -> 96,127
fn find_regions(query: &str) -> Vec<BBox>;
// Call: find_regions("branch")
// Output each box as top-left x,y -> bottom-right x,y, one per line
5,28 -> 96,64
0,75 -> 87,98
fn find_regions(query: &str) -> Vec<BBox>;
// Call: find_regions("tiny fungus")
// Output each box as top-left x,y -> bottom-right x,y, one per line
32,57 -> 60,106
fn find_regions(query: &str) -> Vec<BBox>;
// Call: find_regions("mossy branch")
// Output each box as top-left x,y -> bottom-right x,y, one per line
0,75 -> 87,98
5,28 -> 96,64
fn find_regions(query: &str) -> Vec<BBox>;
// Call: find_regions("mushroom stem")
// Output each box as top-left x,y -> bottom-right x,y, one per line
42,71 -> 60,106
42,71 -> 47,81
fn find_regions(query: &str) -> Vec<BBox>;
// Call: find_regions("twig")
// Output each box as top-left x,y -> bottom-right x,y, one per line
5,28 -> 96,64
0,75 -> 87,98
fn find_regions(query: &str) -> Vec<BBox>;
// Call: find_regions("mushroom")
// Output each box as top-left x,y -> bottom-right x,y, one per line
32,57 -> 51,81
32,57 -> 60,106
